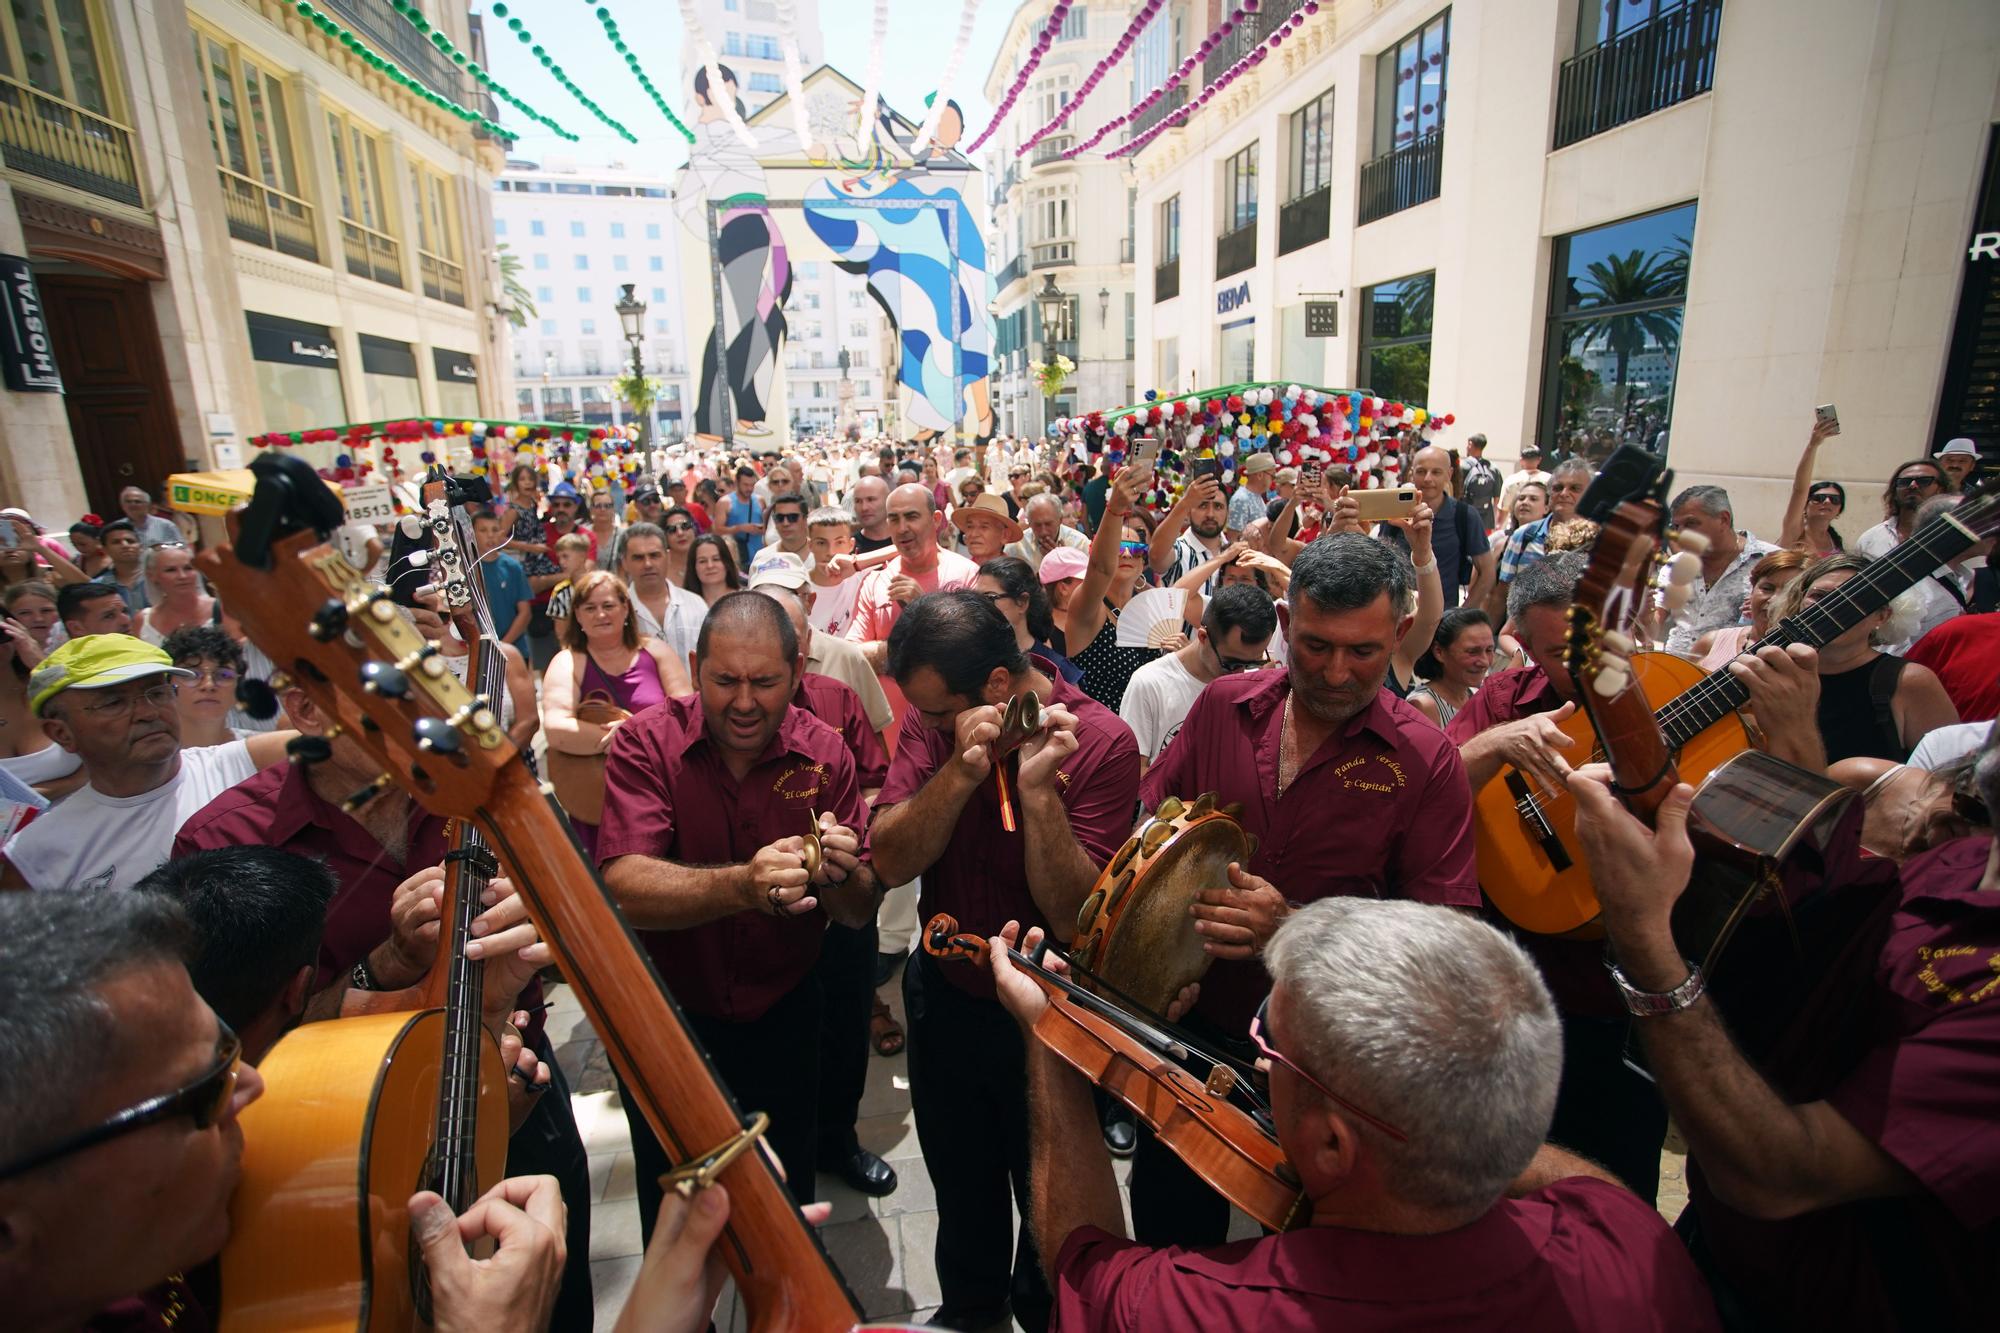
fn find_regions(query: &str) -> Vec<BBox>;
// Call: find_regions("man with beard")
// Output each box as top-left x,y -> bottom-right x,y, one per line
0,637 -> 292,891
1151,473 -> 1231,596
1128,534 -> 1479,1248
599,593 -> 879,1243
1856,458 -> 1946,558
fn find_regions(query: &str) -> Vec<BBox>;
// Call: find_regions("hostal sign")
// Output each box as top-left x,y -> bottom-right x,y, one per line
0,256 -> 61,393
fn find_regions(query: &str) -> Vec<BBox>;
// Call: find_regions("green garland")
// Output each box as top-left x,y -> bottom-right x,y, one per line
384,0 -> 576,142
587,5 -> 697,144
289,0 -> 517,141
487,3 -> 638,144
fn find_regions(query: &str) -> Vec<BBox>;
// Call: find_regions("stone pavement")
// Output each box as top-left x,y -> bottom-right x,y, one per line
546,968 -> 1690,1331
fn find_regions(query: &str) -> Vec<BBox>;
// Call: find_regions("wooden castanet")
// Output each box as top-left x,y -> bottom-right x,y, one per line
221,1011 -> 507,1331
1473,651 -> 1751,937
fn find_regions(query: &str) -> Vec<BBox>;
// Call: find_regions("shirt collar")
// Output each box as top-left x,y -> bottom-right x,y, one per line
1239,667 -> 1400,748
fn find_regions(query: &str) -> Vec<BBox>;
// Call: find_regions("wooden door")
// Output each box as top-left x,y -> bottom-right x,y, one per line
38,274 -> 184,515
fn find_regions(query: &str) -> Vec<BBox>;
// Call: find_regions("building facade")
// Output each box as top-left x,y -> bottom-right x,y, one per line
680,0 -> 824,117
983,0 -> 1138,440
1133,0 -> 2000,534
0,0 -> 510,520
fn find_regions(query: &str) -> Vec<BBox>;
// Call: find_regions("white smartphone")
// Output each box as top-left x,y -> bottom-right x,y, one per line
1815,403 -> 1841,436
1131,436 -> 1161,468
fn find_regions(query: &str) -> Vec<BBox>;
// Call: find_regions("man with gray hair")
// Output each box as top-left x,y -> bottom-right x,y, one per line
1663,483 -> 1778,654
1487,456 -> 1594,622
1006,492 -> 1089,572
118,485 -> 185,548
991,899 -> 1718,1328
1132,532 -> 1479,1248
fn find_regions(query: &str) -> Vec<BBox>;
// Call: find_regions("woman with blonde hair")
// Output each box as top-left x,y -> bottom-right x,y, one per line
132,542 -> 221,644
1691,550 -> 1810,669
542,570 -> 691,857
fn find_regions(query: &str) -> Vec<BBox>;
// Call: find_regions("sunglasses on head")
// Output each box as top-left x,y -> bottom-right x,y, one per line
0,1022 -> 242,1180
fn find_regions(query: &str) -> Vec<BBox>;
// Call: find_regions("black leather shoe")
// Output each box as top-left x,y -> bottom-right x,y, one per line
873,948 -> 906,987
824,1145 -> 898,1197
1103,1114 -> 1138,1158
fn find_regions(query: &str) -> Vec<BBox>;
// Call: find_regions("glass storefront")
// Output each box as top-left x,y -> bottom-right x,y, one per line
433,347 -> 480,419
1218,319 -> 1255,383
246,312 -> 346,432
359,334 -> 422,419
1279,303 -> 1319,382
1357,272 -> 1433,406
1539,201 -> 1696,461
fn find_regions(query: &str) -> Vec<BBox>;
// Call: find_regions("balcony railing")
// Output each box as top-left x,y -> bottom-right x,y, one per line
1154,257 -> 1179,303
420,249 -> 466,306
1204,0 -> 1308,84
996,252 -> 1027,289
320,0 -> 465,101
341,218 -> 403,287
1358,131 -> 1443,225
1032,241 -> 1073,269
1553,0 -> 1723,149
1215,221 -> 1256,279
1278,185 -> 1330,256
1030,136 -> 1075,166
1131,85 -> 1187,140
1120,236 -> 1134,263
0,76 -> 141,207
989,162 -> 1018,208
217,168 -> 319,262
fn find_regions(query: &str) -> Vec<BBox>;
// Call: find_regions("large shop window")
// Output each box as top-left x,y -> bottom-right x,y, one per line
359,333 -> 422,419
247,312 -> 345,431
1279,303 -> 1318,383
434,347 -> 479,418
1540,201 -> 1695,460
1357,272 -> 1434,408
1218,319 -> 1255,384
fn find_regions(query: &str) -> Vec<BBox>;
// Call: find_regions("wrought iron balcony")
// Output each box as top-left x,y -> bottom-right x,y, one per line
1154,257 -> 1179,303
1358,131 -> 1443,225
0,76 -> 141,207
1131,85 -> 1187,141
1031,136 -> 1075,167
217,168 -> 319,262
1278,185 -> 1330,256
320,0 -> 466,101
1215,221 -> 1256,280
420,249 -> 466,306
1203,0 -> 1308,84
996,252 -> 1027,289
1553,0 -> 1723,149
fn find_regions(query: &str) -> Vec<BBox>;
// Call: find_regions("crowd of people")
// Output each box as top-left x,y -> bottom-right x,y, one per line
1,418 -> 1995,1332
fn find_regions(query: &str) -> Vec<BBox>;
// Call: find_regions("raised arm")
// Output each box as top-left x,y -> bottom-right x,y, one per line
1068,467 -> 1142,650
1390,502 -> 1442,687
1780,417 -> 1840,551
1148,475 -> 1216,576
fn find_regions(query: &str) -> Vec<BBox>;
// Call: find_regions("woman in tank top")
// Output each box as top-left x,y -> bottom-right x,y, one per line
131,544 -> 219,645
542,570 -> 691,858
1692,550 -> 1809,670
1407,608 -> 1496,729
1765,553 -> 1960,763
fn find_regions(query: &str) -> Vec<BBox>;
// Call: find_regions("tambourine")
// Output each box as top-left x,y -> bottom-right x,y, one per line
1070,792 -> 1254,1015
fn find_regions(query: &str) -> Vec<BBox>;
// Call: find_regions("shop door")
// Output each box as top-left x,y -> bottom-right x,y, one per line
39,274 -> 183,514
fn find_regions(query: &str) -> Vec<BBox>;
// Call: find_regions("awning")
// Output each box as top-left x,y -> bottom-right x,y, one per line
168,469 -> 344,516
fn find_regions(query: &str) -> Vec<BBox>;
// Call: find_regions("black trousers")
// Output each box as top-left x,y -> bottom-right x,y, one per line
1547,1013 -> 1667,1204
1126,1013 -> 1249,1249
618,977 -> 824,1247
815,918 -> 877,1156
508,1031 -> 594,1330
903,951 -> 1052,1331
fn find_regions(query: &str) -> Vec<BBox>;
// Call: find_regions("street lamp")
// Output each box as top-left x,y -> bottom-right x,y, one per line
1035,273 -> 1068,441
614,282 -> 649,442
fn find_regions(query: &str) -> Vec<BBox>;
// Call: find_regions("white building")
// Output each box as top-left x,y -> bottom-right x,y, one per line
494,159 -> 693,438
0,0 -> 509,520
1132,0 -> 2000,535
680,0 -> 824,117
982,1 -> 1138,439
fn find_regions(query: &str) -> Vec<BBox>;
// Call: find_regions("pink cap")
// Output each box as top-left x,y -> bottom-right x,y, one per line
1039,546 -> 1089,583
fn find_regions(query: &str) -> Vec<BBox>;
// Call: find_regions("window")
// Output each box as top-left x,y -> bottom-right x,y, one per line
649,255 -> 664,271
749,72 -> 784,94
570,221 -> 586,237
1033,188 -> 1073,243
1158,196 -> 1180,262
1356,271 -> 1435,408
581,318 -> 596,335
582,346 -> 602,375
1373,9 -> 1450,157
614,255 -> 629,271
799,261 -> 820,280
574,254 -> 588,269
408,156 -> 463,269
494,218 -> 507,235
324,107 -> 391,235
849,320 -> 868,338
540,319 -> 557,335
530,219 -> 546,236
1156,336 -> 1179,390
609,222 -> 625,238
1056,6 -> 1086,40
726,31 -> 781,59
646,223 -> 661,240
848,290 -> 865,308
536,286 -> 553,302
1218,320 -> 1255,382
1574,0 -> 1690,54
1223,145 -> 1257,232
724,0 -> 738,10
192,27 -> 309,251
576,286 -> 592,302
651,287 -> 667,302
1541,202 -> 1695,457
1289,89 -> 1334,198
654,319 -> 671,334
1125,292 -> 1135,360
532,253 -> 549,270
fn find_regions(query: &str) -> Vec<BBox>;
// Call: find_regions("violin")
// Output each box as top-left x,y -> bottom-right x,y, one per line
922,914 -> 1309,1233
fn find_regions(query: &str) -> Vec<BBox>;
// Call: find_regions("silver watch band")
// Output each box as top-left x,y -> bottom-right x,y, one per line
1610,962 -> 1705,1018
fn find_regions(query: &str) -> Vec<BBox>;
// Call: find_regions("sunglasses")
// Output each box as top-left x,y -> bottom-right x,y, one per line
1808,492 -> 1843,505
1895,475 -> 1940,489
1250,996 -> 1407,1142
663,521 -> 695,534
1209,641 -> 1269,674
0,1022 -> 242,1179
773,512 -> 804,525
1118,540 -> 1148,558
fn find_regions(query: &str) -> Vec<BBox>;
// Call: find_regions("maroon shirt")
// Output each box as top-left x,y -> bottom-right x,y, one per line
596,694 -> 869,1022
1052,1177 -> 1719,1332
1142,669 -> 1479,1030
1692,834 -> 2000,1325
877,657 -> 1141,999
798,672 -> 889,790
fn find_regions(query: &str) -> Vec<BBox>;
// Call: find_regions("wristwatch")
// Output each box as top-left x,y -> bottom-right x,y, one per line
350,956 -> 384,992
1610,962 -> 1705,1018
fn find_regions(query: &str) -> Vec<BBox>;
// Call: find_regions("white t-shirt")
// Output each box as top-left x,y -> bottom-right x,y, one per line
1855,520 -> 1901,560
1119,653 -> 1208,763
3,741 -> 256,891
1909,720 -> 1992,771
631,582 -> 706,667
808,574 -> 864,638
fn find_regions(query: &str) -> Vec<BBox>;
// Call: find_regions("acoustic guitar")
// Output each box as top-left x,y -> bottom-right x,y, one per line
221,473 -> 511,1331
1479,474 -> 2000,937
203,451 -> 870,1329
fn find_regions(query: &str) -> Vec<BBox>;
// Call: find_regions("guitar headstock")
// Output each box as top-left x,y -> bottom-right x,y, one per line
1944,472 -> 2000,543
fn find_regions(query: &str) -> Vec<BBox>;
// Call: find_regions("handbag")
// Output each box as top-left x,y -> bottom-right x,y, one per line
546,686 -> 629,825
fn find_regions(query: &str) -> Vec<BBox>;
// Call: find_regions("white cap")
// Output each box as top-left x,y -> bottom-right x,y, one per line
746,549 -> 810,590
1940,437 -> 1979,458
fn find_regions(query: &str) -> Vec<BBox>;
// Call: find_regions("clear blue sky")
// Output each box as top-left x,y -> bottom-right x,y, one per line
475,0 -> 1027,170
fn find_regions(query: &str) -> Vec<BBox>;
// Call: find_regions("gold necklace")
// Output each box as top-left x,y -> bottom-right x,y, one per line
1277,694 -> 1296,797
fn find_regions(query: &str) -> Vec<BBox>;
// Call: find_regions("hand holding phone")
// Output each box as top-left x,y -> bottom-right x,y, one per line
1814,404 -> 1841,438
1350,485 -> 1420,522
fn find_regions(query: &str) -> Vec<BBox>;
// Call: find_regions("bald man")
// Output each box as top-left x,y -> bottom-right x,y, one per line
1378,445 -> 1493,609
850,475 -> 893,554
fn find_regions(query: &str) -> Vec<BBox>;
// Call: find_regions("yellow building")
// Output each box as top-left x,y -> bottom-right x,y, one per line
0,0 -> 512,521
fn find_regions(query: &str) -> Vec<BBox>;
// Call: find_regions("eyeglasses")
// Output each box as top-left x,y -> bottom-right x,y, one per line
181,667 -> 239,687
1117,540 -> 1148,558
1250,995 -> 1408,1142
1209,641 -> 1270,674
0,1023 -> 242,1180
1895,475 -> 1940,489
76,681 -> 179,719
663,522 -> 695,534
773,512 -> 804,525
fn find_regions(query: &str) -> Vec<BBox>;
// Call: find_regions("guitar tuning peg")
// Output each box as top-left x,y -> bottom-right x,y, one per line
398,513 -> 426,539
309,598 -> 350,642
1601,630 -> 1636,654
285,735 -> 333,766
405,548 -> 433,569
1667,551 -> 1702,586
396,644 -> 450,679
414,717 -> 463,755
449,696 -> 502,736
360,661 -> 410,699
234,675 -> 280,721
345,589 -> 398,624
1673,529 -> 1712,555
1663,580 -> 1693,611
341,773 -> 393,812
1592,666 -> 1631,698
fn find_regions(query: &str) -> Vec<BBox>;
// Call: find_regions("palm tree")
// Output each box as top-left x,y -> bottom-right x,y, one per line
1566,249 -> 1683,386
496,243 -> 535,329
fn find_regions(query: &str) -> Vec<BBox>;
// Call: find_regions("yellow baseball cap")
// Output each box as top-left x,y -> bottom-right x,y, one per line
29,633 -> 193,717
